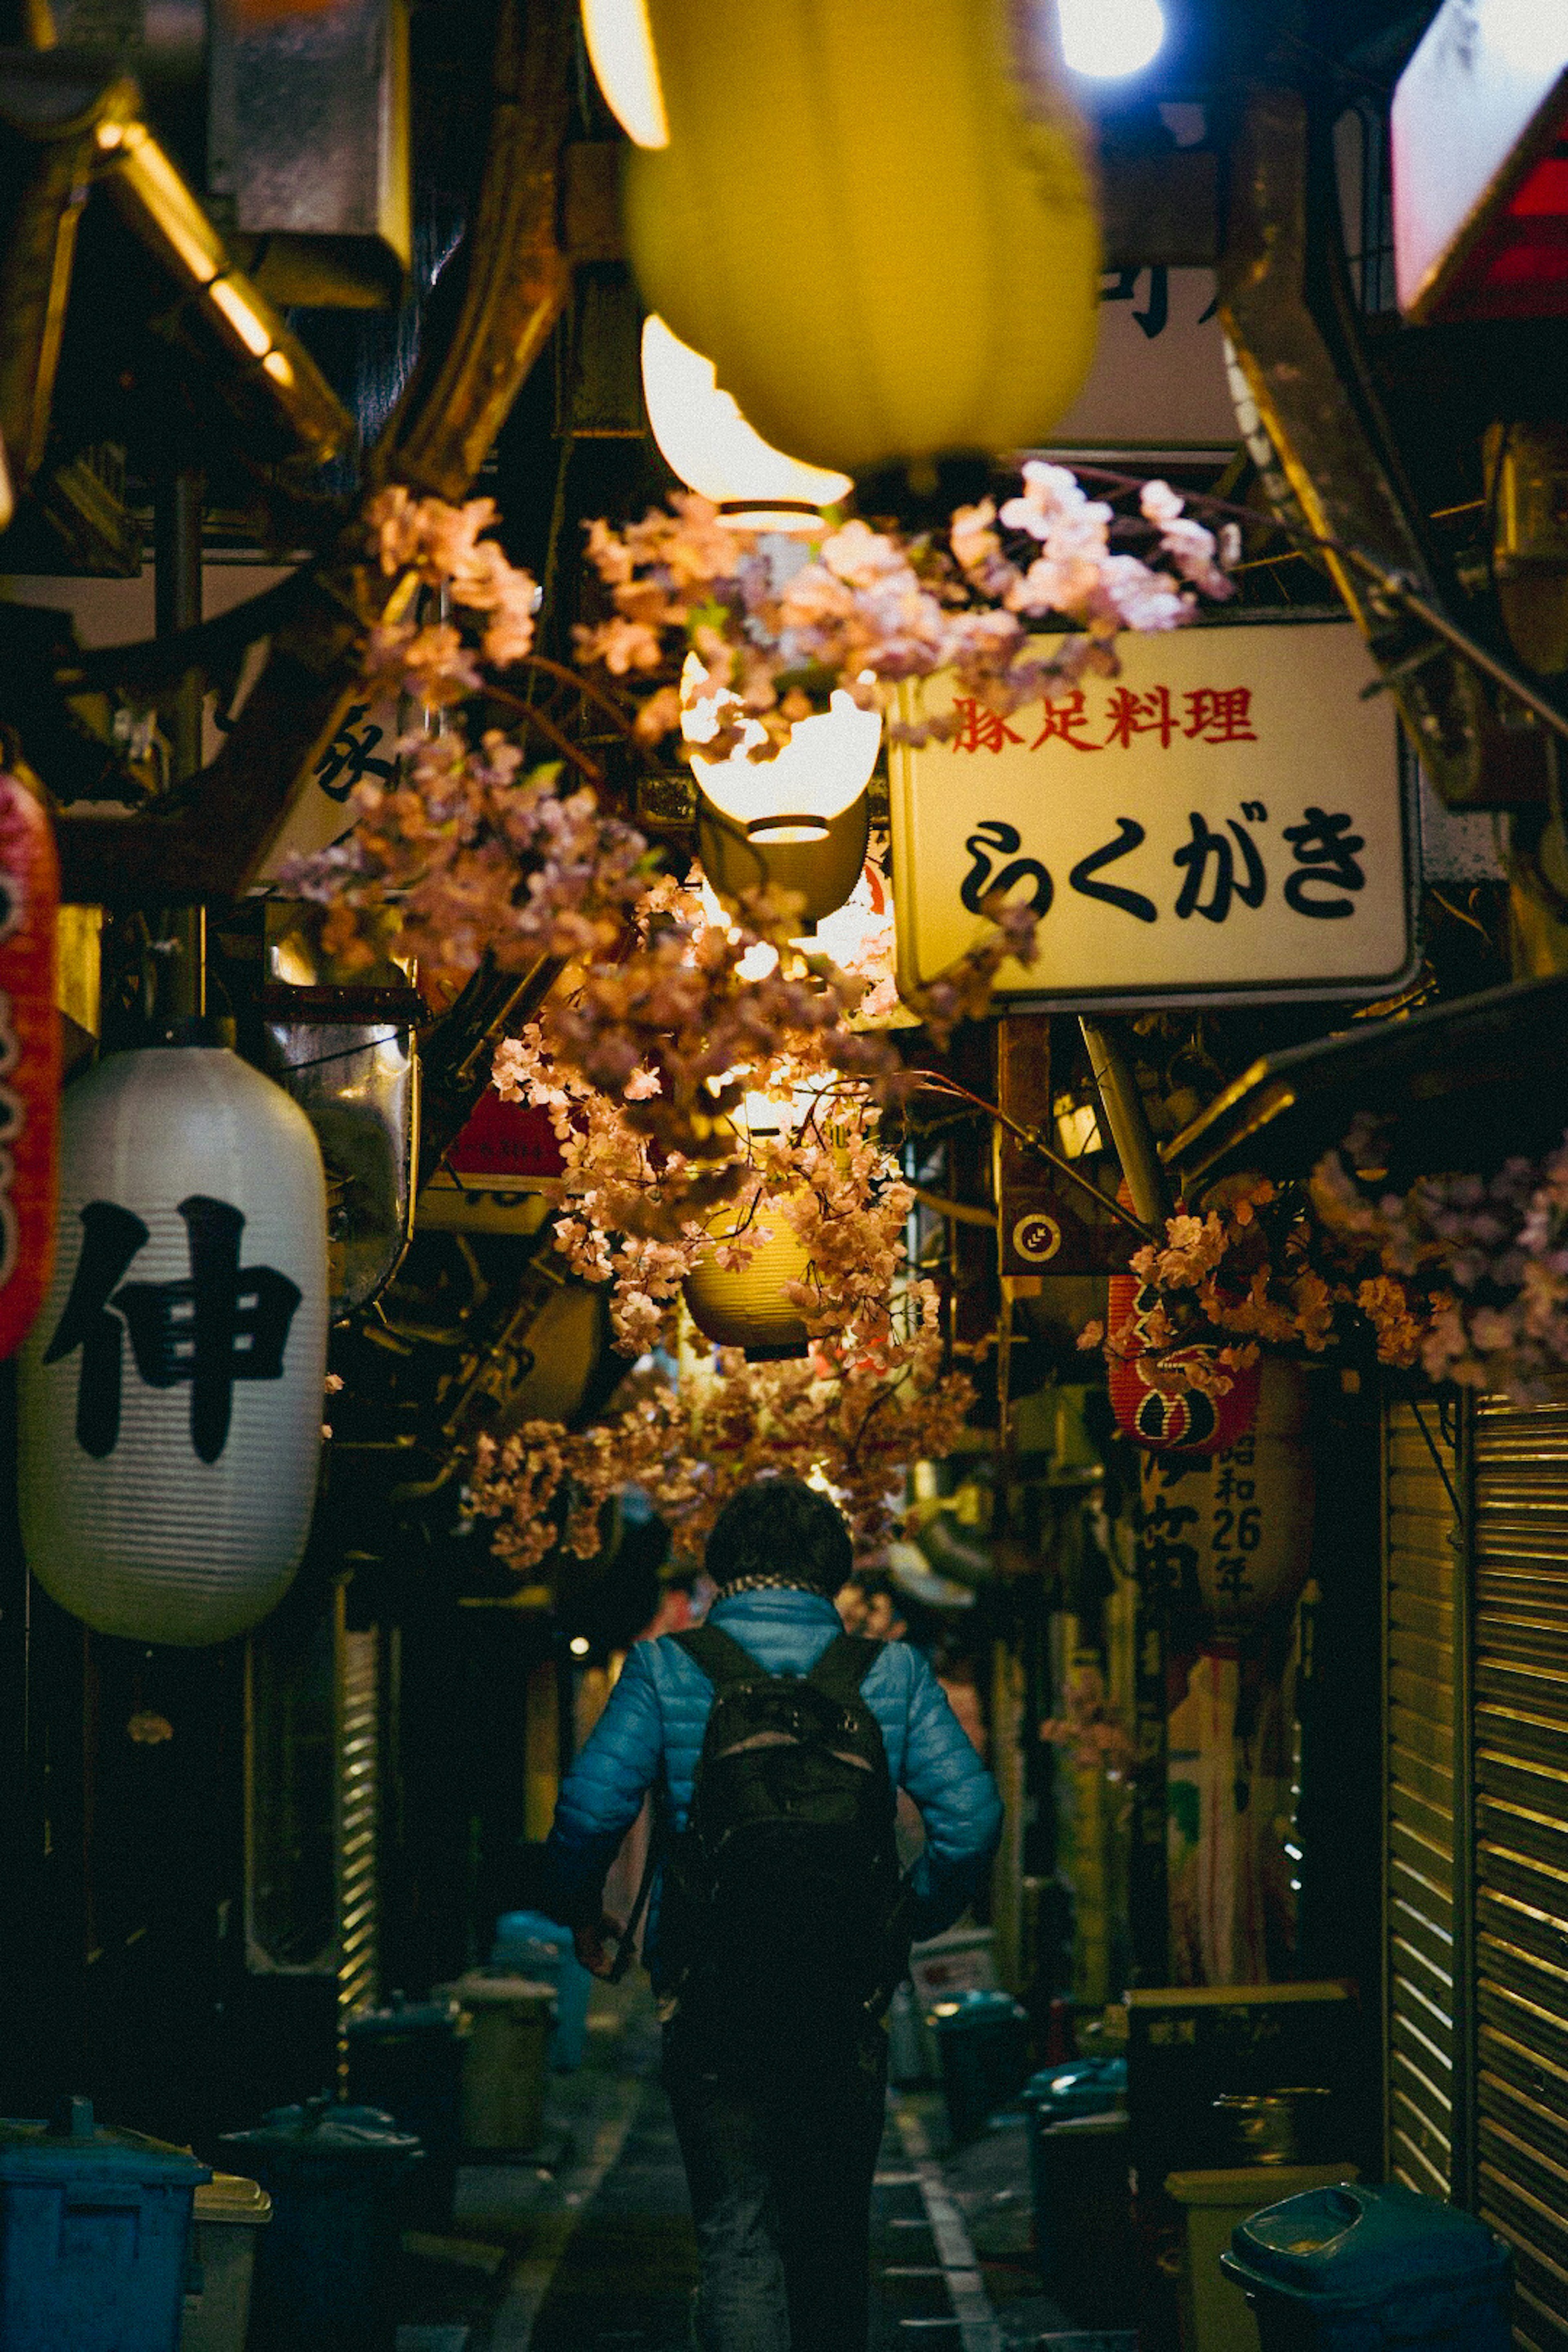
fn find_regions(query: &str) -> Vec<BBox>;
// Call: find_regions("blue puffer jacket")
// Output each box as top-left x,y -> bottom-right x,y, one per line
545,1586 -> 1003,1984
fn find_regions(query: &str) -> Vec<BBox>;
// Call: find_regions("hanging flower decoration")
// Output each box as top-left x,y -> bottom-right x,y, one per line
1312,1122 -> 1568,1399
1078,1169 -> 1434,1402
1080,1127 -> 1568,1409
468,1330 -> 973,1571
1040,1661 -> 1136,1781
575,464 -> 1238,758
280,474 -> 1236,1584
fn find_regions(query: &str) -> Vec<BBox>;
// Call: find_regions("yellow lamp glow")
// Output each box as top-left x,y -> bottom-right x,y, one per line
641,314 -> 852,525
581,0 -> 668,149
681,653 -> 880,845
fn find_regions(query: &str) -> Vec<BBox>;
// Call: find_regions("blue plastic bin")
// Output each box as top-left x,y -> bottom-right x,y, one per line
929,1989 -> 1030,2144
1221,2181 -> 1512,2350
1022,2055 -> 1127,2270
344,1994 -> 464,2225
491,1909 -> 593,2070
0,2095 -> 208,2352
218,2099 -> 421,2352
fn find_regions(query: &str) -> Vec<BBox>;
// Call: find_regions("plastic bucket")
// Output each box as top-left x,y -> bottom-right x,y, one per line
218,2100 -> 421,2352
491,1912 -> 593,2071
179,2173 -> 272,2352
930,1989 -> 1029,2145
453,1975 -> 556,2154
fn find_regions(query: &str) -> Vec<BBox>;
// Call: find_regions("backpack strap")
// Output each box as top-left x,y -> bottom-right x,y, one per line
672,1623 -> 773,1689
805,1631 -> 883,1705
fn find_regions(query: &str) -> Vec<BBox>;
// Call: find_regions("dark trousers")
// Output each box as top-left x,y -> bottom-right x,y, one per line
663,2020 -> 888,2352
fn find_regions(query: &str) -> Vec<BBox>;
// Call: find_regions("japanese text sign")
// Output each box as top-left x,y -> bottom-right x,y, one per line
889,622 -> 1412,1009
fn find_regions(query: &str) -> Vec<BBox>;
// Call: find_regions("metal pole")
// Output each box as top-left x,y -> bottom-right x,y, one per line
1078,1017 -> 1172,1230
153,463 -> 205,1023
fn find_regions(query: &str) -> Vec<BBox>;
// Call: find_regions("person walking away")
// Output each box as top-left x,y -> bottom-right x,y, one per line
544,1474 -> 1003,2352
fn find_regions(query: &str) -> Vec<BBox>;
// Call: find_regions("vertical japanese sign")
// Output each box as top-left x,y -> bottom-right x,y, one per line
890,622 -> 1412,1009
1050,266 -> 1237,450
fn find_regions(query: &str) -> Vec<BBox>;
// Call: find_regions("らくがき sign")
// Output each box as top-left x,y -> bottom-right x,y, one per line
889,621 -> 1412,1008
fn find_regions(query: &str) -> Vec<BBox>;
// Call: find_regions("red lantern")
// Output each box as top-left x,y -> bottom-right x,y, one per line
1106,1263 -> 1261,1455
0,775 -> 59,1359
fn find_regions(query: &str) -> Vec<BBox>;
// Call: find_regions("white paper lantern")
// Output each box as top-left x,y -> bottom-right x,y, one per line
19,1045 -> 329,1645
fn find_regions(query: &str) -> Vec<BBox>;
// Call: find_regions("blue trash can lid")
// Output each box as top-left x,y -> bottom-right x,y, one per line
344,1991 -> 461,2038
928,1989 -> 1029,2031
494,1911 -> 572,1949
0,2097 -> 211,2185
1022,2056 -> 1128,2107
219,2098 -> 423,2163
1224,2183 -> 1511,2307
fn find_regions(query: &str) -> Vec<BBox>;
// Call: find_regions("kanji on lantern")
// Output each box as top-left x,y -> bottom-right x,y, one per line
44,1195 -> 304,1464
1282,806 -> 1366,918
1183,687 -> 1258,744
1172,811 -> 1268,922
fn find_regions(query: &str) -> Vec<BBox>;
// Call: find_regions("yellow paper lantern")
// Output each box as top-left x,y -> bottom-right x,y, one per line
613,0 -> 1102,480
683,1216 -> 813,1359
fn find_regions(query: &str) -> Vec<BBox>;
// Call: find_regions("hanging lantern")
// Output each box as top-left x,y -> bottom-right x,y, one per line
0,775 -> 59,1360
18,1044 -> 329,1645
682,1096 -> 815,1359
683,1211 -> 813,1359
641,314 -> 852,526
1138,1364 -> 1315,1632
608,0 -> 1101,479
1106,1262 -> 1261,1455
684,653 -> 879,931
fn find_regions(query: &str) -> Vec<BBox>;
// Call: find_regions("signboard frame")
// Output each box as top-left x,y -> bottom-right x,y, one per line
889,612 -> 1419,1015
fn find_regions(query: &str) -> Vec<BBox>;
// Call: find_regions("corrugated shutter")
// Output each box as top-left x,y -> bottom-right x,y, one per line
1474,1400 -> 1568,2352
1385,1400 -> 1462,2201
338,1625 -> 380,2025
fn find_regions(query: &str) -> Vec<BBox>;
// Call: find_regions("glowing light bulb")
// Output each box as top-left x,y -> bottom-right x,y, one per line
581,0 -> 668,148
1057,0 -> 1165,78
641,316 -> 852,524
569,1635 -> 591,1657
681,653 -> 880,844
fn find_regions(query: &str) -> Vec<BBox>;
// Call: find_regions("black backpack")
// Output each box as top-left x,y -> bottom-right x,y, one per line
657,1623 -> 913,2030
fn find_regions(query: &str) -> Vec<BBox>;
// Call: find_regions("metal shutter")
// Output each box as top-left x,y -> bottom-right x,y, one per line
1385,1400 -> 1463,2201
338,1625 -> 380,2026
1474,1400 -> 1568,2352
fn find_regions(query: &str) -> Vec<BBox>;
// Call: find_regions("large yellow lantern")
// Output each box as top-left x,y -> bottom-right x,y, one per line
597,0 -> 1102,480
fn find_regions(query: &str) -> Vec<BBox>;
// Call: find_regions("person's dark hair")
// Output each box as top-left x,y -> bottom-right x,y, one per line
705,1475 -> 853,1595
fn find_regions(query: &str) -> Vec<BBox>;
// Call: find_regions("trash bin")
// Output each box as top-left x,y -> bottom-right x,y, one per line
1166,2166 -> 1357,2352
491,1911 -> 594,2071
179,2172 -> 272,2352
218,2098 -> 422,2352
0,2095 -> 208,2352
1032,2109 -> 1136,2329
452,1973 -> 556,2153
929,1988 -> 1030,2145
1022,2055 -> 1127,2267
1221,2181 -> 1512,2351
345,1993 -> 466,2223
886,1982 -> 928,2087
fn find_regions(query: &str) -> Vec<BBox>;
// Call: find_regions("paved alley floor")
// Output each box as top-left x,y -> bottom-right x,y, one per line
392,1981 -> 1134,2352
